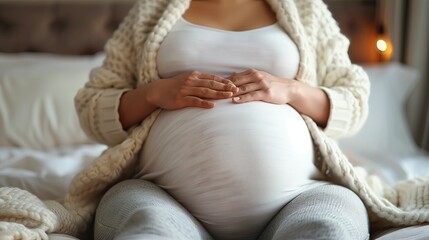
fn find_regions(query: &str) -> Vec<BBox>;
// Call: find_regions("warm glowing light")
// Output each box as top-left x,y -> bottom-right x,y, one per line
375,35 -> 393,61
375,23 -> 393,61
377,39 -> 388,52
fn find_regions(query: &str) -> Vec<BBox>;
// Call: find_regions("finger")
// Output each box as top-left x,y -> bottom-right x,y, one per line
230,74 -> 255,87
230,69 -> 263,87
234,83 -> 261,96
229,69 -> 255,78
183,87 -> 234,99
187,79 -> 238,92
217,77 -> 237,86
189,72 -> 238,92
184,96 -> 215,108
233,90 -> 263,103
194,72 -> 232,83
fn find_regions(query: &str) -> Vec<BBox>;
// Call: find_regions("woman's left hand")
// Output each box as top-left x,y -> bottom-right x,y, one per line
228,69 -> 300,104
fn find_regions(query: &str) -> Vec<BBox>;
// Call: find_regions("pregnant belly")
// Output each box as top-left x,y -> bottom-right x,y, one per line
138,99 -> 318,239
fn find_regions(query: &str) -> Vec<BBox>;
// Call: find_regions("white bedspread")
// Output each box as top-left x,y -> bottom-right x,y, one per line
0,144 -> 106,201
343,150 -> 429,185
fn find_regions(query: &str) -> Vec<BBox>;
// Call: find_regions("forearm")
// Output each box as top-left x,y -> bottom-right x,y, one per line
119,82 -> 158,130
289,82 -> 330,128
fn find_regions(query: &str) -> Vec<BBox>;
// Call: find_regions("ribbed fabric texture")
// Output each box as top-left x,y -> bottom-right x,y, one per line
95,180 -> 212,240
94,181 -> 368,240
0,0 -> 428,239
258,184 -> 369,240
94,89 -> 130,145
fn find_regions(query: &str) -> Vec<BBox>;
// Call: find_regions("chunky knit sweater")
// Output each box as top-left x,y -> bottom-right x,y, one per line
1,0 -> 428,239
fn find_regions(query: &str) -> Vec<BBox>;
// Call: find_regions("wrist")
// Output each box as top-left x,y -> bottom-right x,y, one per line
288,80 -> 305,106
141,81 -> 159,109
288,82 -> 330,127
119,82 -> 159,130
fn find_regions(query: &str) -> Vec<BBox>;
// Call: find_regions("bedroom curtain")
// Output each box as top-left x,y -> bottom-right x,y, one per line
405,0 -> 429,152
382,0 -> 429,152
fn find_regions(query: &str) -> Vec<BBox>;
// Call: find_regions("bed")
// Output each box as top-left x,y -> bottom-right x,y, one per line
0,1 -> 428,239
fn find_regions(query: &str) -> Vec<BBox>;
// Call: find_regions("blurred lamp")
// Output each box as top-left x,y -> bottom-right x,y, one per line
376,24 -> 393,61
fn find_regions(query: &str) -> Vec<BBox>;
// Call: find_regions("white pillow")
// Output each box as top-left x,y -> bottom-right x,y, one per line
0,53 -> 104,150
339,62 -> 420,157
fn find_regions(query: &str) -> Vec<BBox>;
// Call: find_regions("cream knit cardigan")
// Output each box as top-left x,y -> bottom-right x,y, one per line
1,0 -> 428,239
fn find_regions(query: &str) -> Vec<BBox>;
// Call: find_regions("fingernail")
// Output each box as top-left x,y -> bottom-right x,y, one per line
233,97 -> 240,101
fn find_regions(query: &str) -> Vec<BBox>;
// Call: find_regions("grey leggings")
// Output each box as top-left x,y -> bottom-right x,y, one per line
94,179 -> 369,240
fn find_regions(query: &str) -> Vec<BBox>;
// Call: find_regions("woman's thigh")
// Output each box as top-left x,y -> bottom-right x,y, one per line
258,184 -> 370,240
94,179 -> 212,240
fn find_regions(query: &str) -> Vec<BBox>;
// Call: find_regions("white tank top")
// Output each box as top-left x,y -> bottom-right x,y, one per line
139,18 -> 322,240
156,18 -> 300,79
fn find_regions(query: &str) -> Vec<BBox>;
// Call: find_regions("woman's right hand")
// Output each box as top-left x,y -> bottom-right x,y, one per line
147,71 -> 239,110
119,71 -> 238,130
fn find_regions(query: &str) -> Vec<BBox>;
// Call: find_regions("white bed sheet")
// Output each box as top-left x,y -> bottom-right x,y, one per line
343,150 -> 429,185
0,144 -> 107,239
341,150 -> 429,240
373,225 -> 429,240
0,144 -> 106,201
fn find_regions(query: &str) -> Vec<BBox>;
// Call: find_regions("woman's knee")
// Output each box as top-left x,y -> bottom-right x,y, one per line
96,179 -> 164,217
299,184 -> 369,239
260,184 -> 369,240
94,179 -> 169,239
94,179 -> 212,240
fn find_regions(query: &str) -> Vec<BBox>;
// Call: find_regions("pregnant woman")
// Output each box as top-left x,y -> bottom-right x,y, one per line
75,0 -> 370,239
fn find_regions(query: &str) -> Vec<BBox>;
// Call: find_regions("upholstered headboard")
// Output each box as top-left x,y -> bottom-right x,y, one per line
0,0 -> 378,62
0,2 -> 134,55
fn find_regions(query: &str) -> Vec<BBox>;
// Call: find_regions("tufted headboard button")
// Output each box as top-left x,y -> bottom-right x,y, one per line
0,19 -> 12,34
50,18 -> 68,34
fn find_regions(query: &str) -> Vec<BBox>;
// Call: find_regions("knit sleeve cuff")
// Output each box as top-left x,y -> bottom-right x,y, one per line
95,88 -> 130,146
319,86 -> 352,139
